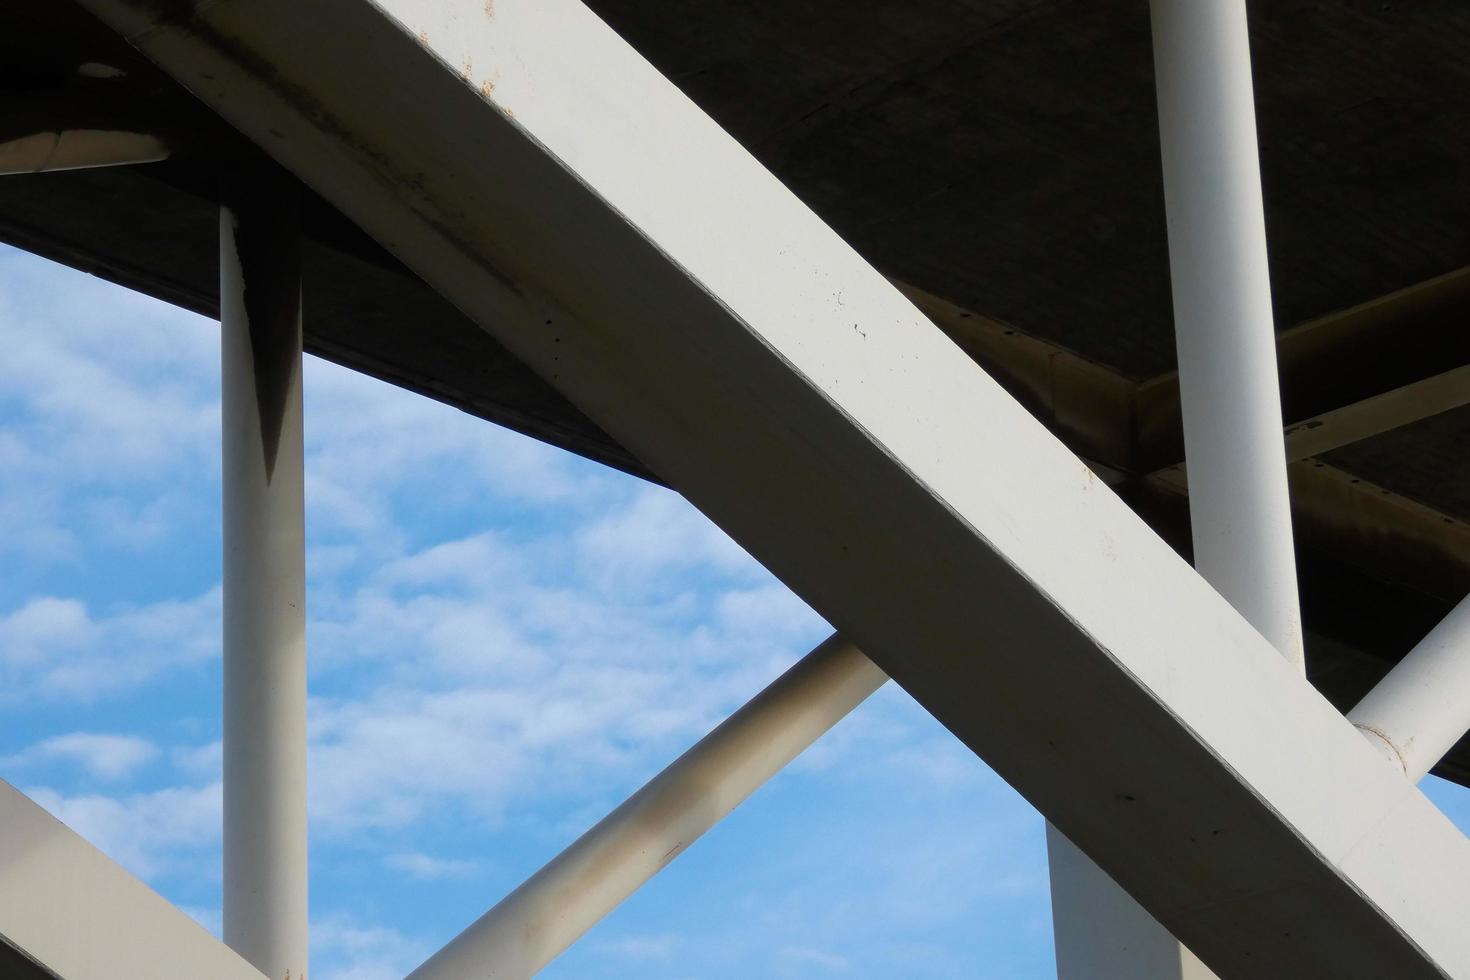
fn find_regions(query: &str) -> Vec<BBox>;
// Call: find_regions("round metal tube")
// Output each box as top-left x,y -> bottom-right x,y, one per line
220,175 -> 308,980
406,634 -> 887,980
1152,0 -> 1304,669
1349,594 -> 1470,781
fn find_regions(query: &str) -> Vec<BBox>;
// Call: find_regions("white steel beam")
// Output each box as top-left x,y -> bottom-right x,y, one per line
1350,594 -> 1470,781
220,168 -> 309,980
408,635 -> 887,980
0,779 -> 263,980
76,2 -> 1470,976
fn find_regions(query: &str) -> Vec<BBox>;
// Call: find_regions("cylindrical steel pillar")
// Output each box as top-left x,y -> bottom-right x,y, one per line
1350,593 -> 1470,781
1153,0 -> 1303,669
406,635 -> 887,980
1047,825 -> 1215,980
220,169 -> 309,980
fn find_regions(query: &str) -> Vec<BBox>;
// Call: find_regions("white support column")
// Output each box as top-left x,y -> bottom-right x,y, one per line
1046,826 -> 1214,980
1051,3 -> 1300,977
220,168 -> 309,980
1152,0 -> 1303,669
407,635 -> 887,980
1350,593 -> 1470,781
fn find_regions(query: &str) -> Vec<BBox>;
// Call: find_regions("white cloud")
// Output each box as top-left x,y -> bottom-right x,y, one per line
0,251 -> 218,568
312,917 -> 430,980
25,781 -> 221,880
594,933 -> 679,962
293,476 -> 826,833
302,586 -> 810,835
715,583 -> 828,643
6,732 -> 158,781
578,484 -> 763,591
0,587 -> 220,702
300,356 -> 613,545
173,740 -> 223,778
779,944 -> 851,973
383,851 -> 481,880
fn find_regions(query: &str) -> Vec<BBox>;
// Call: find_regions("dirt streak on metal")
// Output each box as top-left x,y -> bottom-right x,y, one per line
138,2 -> 525,300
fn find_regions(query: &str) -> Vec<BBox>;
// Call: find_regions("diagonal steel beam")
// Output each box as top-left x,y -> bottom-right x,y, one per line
0,779 -> 264,980
73,1 -> 1470,976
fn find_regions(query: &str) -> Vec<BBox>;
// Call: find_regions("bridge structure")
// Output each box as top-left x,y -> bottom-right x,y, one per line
2,1 -> 1470,977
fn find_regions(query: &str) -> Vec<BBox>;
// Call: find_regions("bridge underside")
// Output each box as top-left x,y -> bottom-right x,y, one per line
2,1 -> 1470,977
4,1 -> 1468,787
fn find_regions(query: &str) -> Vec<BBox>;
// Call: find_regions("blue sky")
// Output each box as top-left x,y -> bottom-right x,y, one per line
3,242 -> 1469,979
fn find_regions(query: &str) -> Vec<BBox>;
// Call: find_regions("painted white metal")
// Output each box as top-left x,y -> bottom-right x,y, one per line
1350,593 -> 1470,781
1049,5 -> 1302,976
1046,826 -> 1214,980
220,181 -> 309,980
0,779 -> 264,980
1152,0 -> 1304,670
80,1 -> 1470,975
0,129 -> 168,175
408,635 -> 886,980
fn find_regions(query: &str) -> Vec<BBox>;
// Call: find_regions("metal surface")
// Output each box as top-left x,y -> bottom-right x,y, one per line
408,635 -> 887,980
1350,594 -> 1470,781
3,0 -> 1470,798
1046,825 -> 1213,980
0,129 -> 167,175
67,0 -> 1470,975
1151,0 -> 1302,669
1282,365 -> 1470,463
1135,266 -> 1470,472
220,169 -> 309,980
0,73 -> 184,175
1052,3 -> 1295,973
0,779 -> 263,980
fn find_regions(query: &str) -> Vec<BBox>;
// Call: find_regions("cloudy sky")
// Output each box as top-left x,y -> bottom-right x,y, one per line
3,242 -> 1469,979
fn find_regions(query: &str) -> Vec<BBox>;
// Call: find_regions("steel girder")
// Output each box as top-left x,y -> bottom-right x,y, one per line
46,1 -> 1470,977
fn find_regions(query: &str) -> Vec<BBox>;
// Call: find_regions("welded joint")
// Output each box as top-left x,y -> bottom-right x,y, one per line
1354,724 -> 1410,778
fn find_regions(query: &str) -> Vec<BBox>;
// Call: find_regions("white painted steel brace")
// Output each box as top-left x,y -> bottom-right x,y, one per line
220,170 -> 310,980
407,635 -> 887,980
1351,593 -> 1470,781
